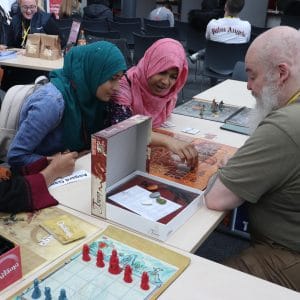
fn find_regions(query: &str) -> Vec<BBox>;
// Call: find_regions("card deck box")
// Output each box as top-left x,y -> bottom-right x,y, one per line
0,235 -> 22,291
91,115 -> 203,241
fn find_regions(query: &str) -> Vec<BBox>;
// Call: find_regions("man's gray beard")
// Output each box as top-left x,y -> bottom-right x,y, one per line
249,84 -> 280,134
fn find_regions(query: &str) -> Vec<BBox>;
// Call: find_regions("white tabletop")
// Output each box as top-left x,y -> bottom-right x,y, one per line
0,50 -> 63,71
2,206 -> 299,300
193,79 -> 256,108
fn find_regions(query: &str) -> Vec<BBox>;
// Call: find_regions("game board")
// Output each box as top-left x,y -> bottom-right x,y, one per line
15,226 -> 190,300
150,129 -> 237,190
173,99 -> 244,123
0,207 -> 99,278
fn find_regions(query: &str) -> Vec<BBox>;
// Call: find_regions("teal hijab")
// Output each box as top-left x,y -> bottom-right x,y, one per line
50,41 -> 127,151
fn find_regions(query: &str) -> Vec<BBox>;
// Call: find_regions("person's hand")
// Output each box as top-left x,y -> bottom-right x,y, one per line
41,152 -> 78,186
164,136 -> 198,168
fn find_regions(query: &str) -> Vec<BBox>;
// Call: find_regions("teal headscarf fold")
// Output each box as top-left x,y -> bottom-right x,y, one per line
50,41 -> 127,151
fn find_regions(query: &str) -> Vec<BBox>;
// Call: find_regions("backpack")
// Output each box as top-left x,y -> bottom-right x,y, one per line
0,76 -> 49,162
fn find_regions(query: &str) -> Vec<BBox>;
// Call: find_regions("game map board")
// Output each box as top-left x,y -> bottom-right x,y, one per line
0,207 -> 99,279
150,129 -> 237,190
173,99 -> 244,123
15,226 -> 190,300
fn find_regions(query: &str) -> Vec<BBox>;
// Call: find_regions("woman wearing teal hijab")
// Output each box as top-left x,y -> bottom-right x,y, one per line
7,41 -> 127,173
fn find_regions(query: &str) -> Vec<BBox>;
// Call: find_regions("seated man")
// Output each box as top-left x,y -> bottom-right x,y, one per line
149,1 -> 174,27
205,26 -> 300,292
189,0 -> 251,63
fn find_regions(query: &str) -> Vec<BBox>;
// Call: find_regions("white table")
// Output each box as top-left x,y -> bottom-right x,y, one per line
193,79 -> 256,108
0,50 -> 63,71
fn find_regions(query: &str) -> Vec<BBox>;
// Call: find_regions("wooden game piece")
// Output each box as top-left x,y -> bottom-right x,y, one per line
149,192 -> 160,198
96,249 -> 105,268
58,288 -> 68,300
44,286 -> 52,300
108,249 -> 122,274
156,197 -> 167,205
146,184 -> 158,191
140,271 -> 150,290
123,265 -> 133,283
82,243 -> 91,262
31,278 -> 41,299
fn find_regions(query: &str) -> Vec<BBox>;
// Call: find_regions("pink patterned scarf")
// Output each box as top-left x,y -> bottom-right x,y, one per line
113,38 -> 188,128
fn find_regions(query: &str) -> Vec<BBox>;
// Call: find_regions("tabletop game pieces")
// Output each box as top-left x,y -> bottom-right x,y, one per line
31,279 -> 41,299
82,243 -> 91,261
123,265 -> 133,283
44,286 -> 52,300
58,288 -> 67,300
96,248 -> 105,268
108,249 -> 122,274
140,271 -> 150,290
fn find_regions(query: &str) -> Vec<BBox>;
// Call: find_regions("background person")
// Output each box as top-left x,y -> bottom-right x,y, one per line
189,0 -> 251,63
149,1 -> 174,27
7,41 -> 127,174
58,0 -> 81,19
1,0 -> 59,91
110,38 -> 198,167
83,0 -> 113,21
204,26 -> 300,292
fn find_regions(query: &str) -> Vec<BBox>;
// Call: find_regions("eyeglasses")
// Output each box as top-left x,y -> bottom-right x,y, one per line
21,5 -> 37,11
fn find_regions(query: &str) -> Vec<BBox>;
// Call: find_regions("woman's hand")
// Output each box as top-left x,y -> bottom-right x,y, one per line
42,152 -> 78,186
151,132 -> 198,168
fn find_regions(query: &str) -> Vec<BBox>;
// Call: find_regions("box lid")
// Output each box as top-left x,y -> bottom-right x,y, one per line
92,115 -> 152,188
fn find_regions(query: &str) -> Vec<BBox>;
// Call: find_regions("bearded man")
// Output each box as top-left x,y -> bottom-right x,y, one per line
204,26 -> 300,292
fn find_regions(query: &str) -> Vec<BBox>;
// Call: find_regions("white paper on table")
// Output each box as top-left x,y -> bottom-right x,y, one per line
109,185 -> 182,221
49,170 -> 90,189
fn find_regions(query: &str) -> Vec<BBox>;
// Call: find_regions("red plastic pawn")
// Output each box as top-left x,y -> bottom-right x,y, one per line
82,244 -> 91,262
96,249 -> 105,268
108,250 -> 122,274
140,271 -> 150,290
123,265 -> 133,283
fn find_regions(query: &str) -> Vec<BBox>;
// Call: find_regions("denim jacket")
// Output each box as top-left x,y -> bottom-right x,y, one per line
7,83 -> 65,168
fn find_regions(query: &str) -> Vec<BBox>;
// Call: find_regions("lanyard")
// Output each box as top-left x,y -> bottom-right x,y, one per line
286,91 -> 300,106
21,22 -> 30,48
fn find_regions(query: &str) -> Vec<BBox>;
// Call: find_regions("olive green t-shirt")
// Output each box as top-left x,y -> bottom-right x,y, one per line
219,103 -> 300,252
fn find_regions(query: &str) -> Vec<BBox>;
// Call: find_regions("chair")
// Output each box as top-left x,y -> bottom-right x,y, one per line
201,40 -> 249,88
143,18 -> 170,27
114,16 -> 142,26
144,24 -> 179,40
84,29 -> 120,39
81,18 -> 110,32
232,61 -> 247,82
250,25 -> 268,42
86,35 -> 132,67
280,14 -> 300,29
108,21 -> 141,48
132,32 -> 163,64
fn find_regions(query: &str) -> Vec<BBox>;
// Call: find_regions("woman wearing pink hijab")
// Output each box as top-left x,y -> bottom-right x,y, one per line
110,38 -> 198,166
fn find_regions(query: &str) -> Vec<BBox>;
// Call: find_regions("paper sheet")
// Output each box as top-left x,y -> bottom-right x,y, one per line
109,185 -> 182,221
49,170 -> 90,189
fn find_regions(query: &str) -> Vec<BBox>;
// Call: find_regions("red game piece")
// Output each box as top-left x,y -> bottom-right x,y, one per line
123,265 -> 133,283
96,249 -> 105,268
108,249 -> 122,274
82,244 -> 91,262
140,271 -> 150,290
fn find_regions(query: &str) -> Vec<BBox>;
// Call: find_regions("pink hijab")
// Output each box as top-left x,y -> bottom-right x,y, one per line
113,38 -> 188,128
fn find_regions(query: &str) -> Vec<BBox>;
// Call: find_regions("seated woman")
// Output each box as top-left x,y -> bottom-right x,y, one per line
110,38 -> 198,167
7,41 -> 127,173
0,151 -> 77,213
1,0 -> 60,91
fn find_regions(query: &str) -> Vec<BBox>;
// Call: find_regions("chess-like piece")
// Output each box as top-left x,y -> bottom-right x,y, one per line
31,278 -> 41,299
140,271 -> 150,290
82,243 -> 91,262
58,288 -> 68,300
96,249 -> 105,268
123,265 -> 133,283
108,249 -> 122,274
219,100 -> 224,111
44,286 -> 52,300
211,99 -> 218,113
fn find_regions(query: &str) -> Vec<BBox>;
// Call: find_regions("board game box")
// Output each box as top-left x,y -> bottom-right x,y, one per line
91,115 -> 203,241
14,225 -> 190,300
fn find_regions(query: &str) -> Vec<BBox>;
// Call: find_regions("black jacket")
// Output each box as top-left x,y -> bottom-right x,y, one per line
83,4 -> 113,21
